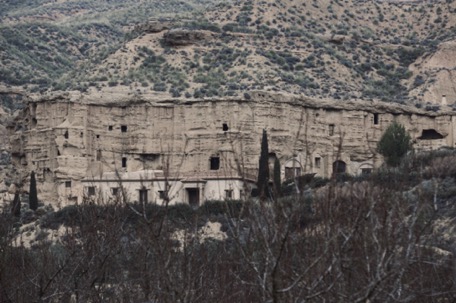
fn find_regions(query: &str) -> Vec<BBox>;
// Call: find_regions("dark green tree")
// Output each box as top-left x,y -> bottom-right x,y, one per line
29,171 -> 38,211
377,121 -> 412,167
273,157 -> 282,199
11,191 -> 21,217
257,129 -> 270,200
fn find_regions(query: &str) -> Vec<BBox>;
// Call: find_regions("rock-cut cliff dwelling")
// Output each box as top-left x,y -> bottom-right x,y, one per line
9,91 -> 456,207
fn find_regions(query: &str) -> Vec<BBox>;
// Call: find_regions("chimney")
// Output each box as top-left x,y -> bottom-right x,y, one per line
442,94 -> 447,105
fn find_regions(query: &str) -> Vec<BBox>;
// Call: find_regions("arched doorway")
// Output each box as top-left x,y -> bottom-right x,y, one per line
332,160 -> 346,175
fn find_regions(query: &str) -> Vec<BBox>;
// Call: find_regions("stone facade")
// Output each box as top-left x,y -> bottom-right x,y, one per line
9,91 -> 456,207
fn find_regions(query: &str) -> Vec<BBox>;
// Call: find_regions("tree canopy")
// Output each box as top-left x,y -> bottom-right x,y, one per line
377,121 -> 412,167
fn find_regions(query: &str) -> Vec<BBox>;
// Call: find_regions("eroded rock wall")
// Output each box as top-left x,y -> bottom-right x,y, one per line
9,91 -> 456,206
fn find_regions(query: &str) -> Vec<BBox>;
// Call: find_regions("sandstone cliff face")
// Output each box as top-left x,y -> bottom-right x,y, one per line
410,40 -> 456,105
8,91 -> 456,206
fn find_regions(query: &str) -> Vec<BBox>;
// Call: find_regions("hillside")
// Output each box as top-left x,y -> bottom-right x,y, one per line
0,0 -> 225,97
1,0 -> 455,106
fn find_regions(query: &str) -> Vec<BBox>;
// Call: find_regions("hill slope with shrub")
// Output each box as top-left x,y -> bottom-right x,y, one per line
2,0 -> 456,106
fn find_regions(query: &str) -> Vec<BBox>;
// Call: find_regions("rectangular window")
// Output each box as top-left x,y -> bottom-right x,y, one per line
315,157 -> 321,168
122,157 -> 127,168
111,187 -> 119,195
108,126 -> 113,131
225,189 -> 233,199
65,181 -> 71,188
121,125 -> 128,132
374,113 -> 379,125
210,156 -> 220,170
158,190 -> 165,199
87,186 -> 96,196
285,167 -> 301,180
329,124 -> 335,136
139,188 -> 148,203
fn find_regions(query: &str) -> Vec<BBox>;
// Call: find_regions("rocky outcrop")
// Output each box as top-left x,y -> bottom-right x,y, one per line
132,20 -> 173,34
163,28 -> 213,46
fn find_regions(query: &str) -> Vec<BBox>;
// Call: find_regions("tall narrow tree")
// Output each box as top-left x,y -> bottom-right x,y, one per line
29,171 -> 38,211
257,129 -> 270,200
11,191 -> 21,217
273,157 -> 282,199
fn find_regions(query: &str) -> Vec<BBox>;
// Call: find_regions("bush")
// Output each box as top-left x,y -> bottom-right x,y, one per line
377,121 -> 412,167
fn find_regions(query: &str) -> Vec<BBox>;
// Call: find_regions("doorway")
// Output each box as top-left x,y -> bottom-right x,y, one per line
187,188 -> 200,207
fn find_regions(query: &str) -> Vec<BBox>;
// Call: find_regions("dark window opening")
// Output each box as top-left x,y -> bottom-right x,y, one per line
418,129 -> 444,140
373,113 -> 379,125
87,186 -> 96,196
139,188 -> 148,204
210,156 -> 220,170
96,134 -> 100,139
65,181 -> 71,188
140,153 -> 160,162
108,126 -> 113,131
122,157 -> 127,168
121,125 -> 128,132
158,190 -> 165,199
222,123 -> 229,131
268,152 -> 277,160
225,189 -> 233,199
285,167 -> 301,180
315,157 -> 321,168
80,132 -> 83,138
332,160 -> 347,175
111,187 -> 119,195
187,188 -> 200,207
64,130 -> 69,139
329,124 -> 335,136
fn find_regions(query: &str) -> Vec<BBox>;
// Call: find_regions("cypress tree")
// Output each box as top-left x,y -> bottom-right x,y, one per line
273,157 -> 282,199
257,129 -> 270,200
29,171 -> 38,211
11,191 -> 21,217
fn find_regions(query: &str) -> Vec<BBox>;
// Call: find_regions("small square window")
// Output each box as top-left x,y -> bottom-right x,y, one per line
87,186 -> 96,196
108,126 -> 113,131
96,134 -> 100,139
65,181 -> 71,188
222,123 -> 229,131
121,125 -> 128,132
111,187 -> 119,195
